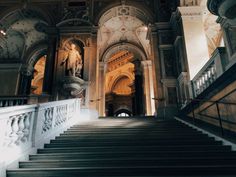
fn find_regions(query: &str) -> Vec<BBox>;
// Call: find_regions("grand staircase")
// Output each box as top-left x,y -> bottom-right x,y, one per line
7,118 -> 236,177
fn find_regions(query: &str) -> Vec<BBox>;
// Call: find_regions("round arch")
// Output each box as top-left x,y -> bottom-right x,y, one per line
115,108 -> 132,117
61,37 -> 86,49
94,3 -> 154,25
24,43 -> 48,75
56,18 -> 93,27
101,42 -> 147,62
0,5 -> 55,26
108,73 -> 134,93
18,42 -> 47,95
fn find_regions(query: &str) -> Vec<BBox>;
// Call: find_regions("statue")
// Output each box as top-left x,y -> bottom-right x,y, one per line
61,43 -> 83,77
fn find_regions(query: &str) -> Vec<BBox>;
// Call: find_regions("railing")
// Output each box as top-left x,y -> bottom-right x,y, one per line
0,96 -> 28,107
0,98 -> 81,177
185,98 -> 236,137
192,47 -> 227,97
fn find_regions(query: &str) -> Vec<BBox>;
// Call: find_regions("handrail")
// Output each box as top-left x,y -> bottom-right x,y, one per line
0,96 -> 28,107
0,98 -> 81,177
189,98 -> 236,105
181,98 -> 236,136
192,47 -> 227,98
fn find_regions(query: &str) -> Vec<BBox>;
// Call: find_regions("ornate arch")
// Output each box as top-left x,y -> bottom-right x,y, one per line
101,42 -> 147,62
94,3 -> 154,25
61,37 -> 86,49
108,73 -> 134,93
22,42 -> 47,76
56,18 -> 93,27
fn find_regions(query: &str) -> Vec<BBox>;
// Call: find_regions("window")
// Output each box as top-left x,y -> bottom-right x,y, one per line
117,113 -> 130,117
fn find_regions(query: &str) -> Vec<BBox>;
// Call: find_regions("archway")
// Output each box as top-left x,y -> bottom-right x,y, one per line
97,5 -> 156,116
31,55 -> 46,95
0,8 -> 49,96
105,57 -> 134,116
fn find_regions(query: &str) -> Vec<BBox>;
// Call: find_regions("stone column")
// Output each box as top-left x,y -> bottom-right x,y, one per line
142,61 -> 151,115
87,35 -> 99,111
178,6 -> 210,80
208,0 -> 236,69
217,18 -> 236,66
149,25 -> 164,115
83,45 -> 92,107
43,36 -> 57,94
18,67 -> 33,95
133,60 -> 144,116
147,60 -> 156,115
98,62 -> 106,116
142,60 -> 156,116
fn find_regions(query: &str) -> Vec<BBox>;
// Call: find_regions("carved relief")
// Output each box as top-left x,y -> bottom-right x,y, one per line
60,0 -> 90,26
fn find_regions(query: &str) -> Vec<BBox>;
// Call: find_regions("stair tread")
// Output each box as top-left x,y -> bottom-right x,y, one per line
7,118 -> 236,177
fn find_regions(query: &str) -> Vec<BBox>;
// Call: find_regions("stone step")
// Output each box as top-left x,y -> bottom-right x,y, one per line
61,132 -> 204,137
67,127 -> 196,132
29,151 -> 236,161
8,118 -> 236,177
19,157 -> 236,168
38,145 -> 232,153
7,165 -> 236,177
53,136 -> 214,141
46,139 -> 222,147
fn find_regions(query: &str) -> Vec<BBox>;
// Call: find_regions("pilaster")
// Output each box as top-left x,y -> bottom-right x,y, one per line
98,62 -> 106,116
178,6 -> 210,80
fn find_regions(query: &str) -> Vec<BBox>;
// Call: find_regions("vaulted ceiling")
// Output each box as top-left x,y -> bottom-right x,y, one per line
98,5 -> 151,60
0,9 -> 47,60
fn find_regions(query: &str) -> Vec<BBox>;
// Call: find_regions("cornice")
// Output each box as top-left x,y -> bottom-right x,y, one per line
178,6 -> 203,17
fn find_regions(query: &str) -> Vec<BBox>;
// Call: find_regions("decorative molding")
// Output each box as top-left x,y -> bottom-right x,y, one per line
178,6 -> 204,20
61,76 -> 87,97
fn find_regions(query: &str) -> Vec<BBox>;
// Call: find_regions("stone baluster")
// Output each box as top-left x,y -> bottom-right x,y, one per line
211,65 -> 216,80
22,114 -> 30,142
204,71 -> 209,88
4,118 -> 14,147
16,115 -> 25,145
207,69 -> 211,84
9,116 -> 19,146
200,77 -> 204,93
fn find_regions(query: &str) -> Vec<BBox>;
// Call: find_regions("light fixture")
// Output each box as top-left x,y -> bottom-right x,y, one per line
144,26 -> 148,31
0,29 -> 6,36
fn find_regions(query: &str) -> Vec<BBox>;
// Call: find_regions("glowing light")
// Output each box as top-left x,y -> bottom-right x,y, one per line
0,30 -> 6,36
144,26 -> 148,31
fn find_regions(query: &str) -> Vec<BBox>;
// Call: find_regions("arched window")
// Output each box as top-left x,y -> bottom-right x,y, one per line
117,112 -> 130,117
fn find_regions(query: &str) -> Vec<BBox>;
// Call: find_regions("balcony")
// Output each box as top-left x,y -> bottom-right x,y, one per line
192,47 -> 227,97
